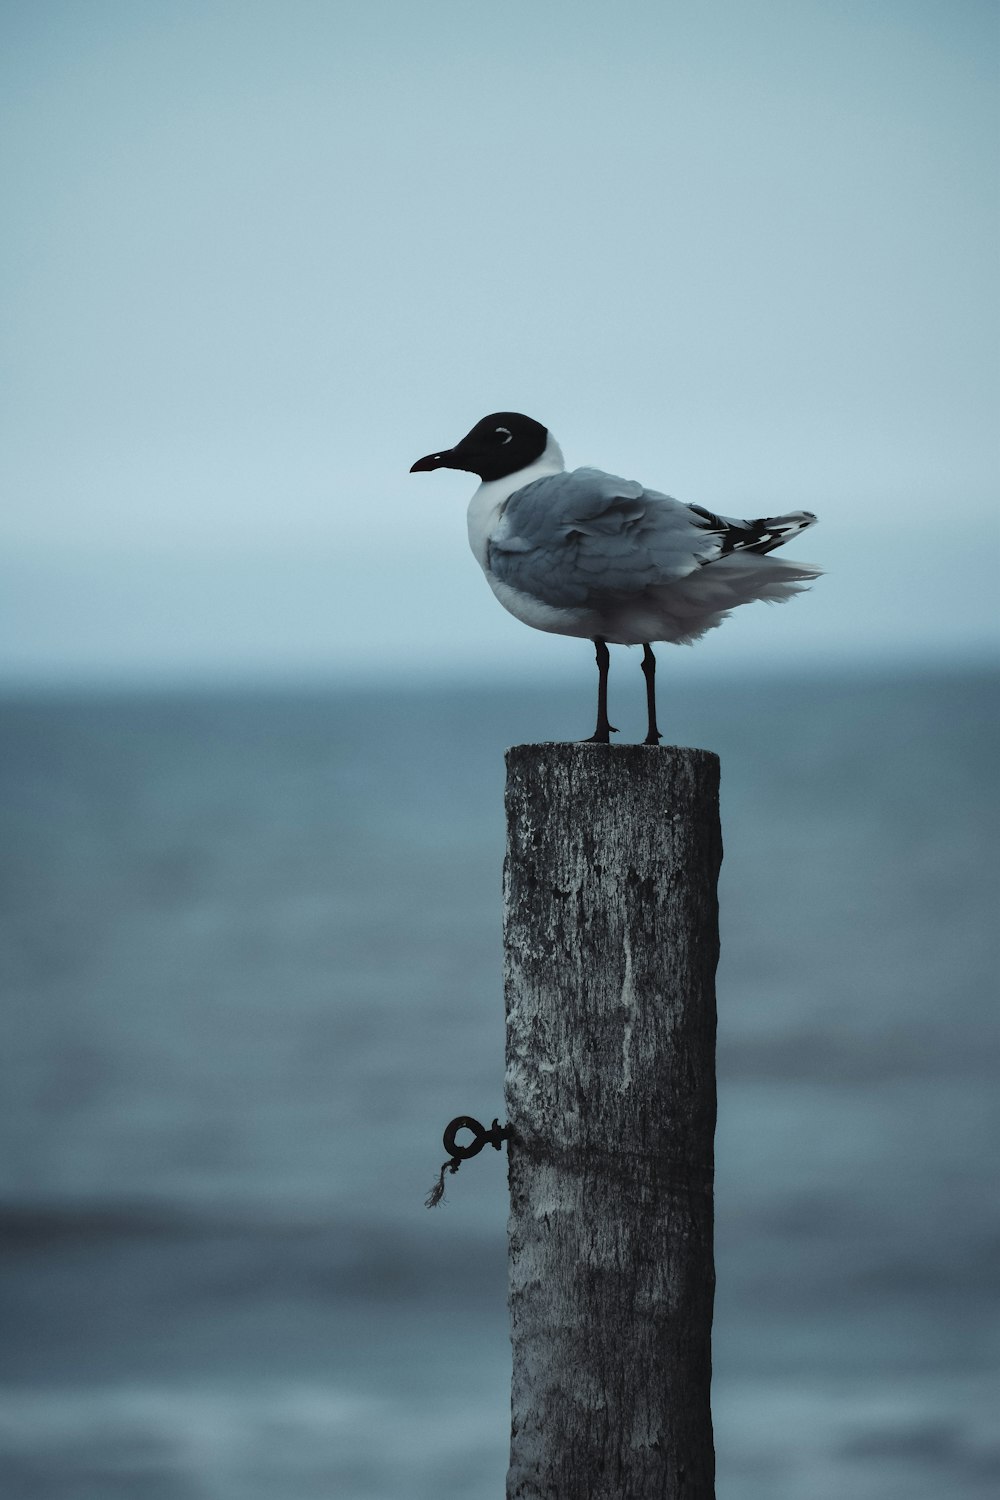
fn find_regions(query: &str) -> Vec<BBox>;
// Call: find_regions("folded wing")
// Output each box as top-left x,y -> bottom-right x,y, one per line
487,468 -> 721,610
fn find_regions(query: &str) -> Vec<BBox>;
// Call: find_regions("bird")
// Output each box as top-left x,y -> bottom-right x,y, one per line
410,412 -> 821,744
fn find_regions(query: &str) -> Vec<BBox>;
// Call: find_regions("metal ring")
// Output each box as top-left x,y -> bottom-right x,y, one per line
442,1115 -> 490,1160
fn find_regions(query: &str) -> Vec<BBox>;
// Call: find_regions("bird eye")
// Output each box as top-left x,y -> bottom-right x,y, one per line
495,427 -> 513,444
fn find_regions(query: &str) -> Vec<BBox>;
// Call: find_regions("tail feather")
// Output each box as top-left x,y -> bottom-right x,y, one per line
688,504 -> 818,558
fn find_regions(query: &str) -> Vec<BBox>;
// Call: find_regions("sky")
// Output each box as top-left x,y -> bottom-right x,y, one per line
1,0 -> 997,686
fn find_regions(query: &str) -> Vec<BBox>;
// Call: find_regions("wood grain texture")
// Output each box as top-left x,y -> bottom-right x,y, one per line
504,744 -> 721,1500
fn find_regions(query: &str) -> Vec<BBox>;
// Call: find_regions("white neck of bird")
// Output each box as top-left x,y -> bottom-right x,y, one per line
466,433 -> 566,569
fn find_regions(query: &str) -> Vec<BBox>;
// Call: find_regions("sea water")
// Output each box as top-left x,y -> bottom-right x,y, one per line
1,668 -> 997,1498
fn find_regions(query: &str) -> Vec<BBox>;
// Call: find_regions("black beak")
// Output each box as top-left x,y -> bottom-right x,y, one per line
410,449 -> 455,473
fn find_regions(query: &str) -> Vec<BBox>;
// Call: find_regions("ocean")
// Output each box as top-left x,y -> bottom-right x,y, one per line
1,666 -> 997,1498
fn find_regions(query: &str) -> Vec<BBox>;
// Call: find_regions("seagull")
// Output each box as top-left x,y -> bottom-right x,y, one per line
411,412 -> 821,744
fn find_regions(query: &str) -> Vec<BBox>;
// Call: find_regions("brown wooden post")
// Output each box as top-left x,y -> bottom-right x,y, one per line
504,744 -> 721,1500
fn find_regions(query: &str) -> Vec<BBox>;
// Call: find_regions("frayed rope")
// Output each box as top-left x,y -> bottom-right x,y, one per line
425,1155 -> 462,1209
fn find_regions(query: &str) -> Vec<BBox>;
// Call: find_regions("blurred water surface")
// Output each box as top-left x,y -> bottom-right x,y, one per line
1,668 -> 997,1498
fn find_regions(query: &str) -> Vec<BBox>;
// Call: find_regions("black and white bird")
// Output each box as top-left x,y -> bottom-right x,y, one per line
411,412 -> 821,744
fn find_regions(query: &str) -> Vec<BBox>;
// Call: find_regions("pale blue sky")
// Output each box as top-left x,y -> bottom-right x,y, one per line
1,0 -> 997,684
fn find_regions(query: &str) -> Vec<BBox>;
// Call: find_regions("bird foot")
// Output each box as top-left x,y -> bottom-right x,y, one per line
581,725 -> 619,744
643,730 -> 663,746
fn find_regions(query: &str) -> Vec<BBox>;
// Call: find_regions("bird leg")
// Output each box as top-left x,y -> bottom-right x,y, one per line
641,643 -> 662,746
583,637 -> 618,743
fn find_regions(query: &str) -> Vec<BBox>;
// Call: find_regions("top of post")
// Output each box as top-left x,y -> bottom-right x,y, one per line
504,744 -> 721,838
506,742 -> 720,774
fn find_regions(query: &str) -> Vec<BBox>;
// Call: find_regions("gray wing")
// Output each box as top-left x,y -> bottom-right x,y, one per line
487,467 -> 720,609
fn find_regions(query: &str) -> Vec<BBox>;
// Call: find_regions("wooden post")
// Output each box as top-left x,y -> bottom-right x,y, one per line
504,744 -> 721,1500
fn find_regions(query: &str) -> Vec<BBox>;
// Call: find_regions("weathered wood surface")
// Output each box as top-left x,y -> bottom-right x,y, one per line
504,743 -> 721,1500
